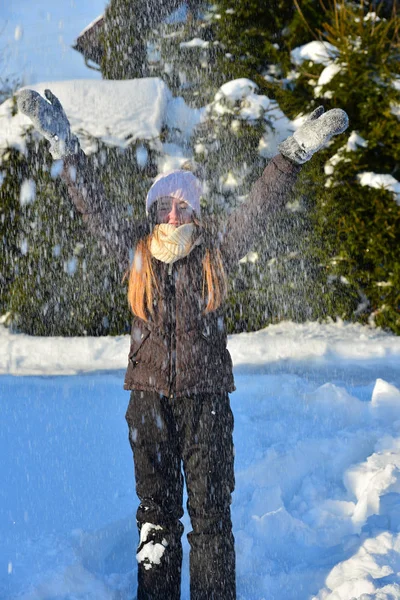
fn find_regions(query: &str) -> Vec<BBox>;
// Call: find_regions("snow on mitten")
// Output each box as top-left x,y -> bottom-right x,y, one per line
17,89 -> 79,159
279,106 -> 349,164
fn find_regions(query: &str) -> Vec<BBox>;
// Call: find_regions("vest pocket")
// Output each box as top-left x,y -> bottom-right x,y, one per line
129,323 -> 151,364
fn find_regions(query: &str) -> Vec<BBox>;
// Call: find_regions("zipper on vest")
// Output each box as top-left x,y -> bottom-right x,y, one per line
168,262 -> 176,398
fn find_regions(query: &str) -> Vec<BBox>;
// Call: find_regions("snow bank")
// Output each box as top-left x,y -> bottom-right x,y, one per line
314,533 -> 400,599
0,326 -> 128,376
1,320 -> 400,377
0,79 -> 203,157
229,320 -> 400,371
1,321 -> 400,599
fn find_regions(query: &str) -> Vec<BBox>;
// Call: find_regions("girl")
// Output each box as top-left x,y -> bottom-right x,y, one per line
17,88 -> 348,599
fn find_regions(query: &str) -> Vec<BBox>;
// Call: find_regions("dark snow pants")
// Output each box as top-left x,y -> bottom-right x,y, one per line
125,389 -> 236,600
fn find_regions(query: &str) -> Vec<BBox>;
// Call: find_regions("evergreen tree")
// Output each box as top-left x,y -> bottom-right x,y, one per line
191,78 -> 359,332
0,131 -> 159,335
211,1 -> 324,89
209,0 -> 400,333
301,1 -> 400,332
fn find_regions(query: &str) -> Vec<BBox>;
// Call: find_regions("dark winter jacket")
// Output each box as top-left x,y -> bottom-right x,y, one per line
61,151 -> 301,397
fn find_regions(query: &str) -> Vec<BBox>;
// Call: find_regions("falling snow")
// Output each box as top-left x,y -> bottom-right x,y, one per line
19,179 -> 36,205
1,2 -> 399,600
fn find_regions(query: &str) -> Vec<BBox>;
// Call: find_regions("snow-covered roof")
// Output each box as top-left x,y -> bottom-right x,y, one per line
73,13 -> 105,66
0,79 -> 173,156
73,3 -> 193,65
76,13 -> 104,39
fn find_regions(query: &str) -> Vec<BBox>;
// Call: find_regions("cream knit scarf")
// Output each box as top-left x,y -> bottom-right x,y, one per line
150,223 -> 202,264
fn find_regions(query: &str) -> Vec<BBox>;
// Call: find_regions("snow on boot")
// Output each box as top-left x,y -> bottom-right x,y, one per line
279,106 -> 349,164
17,88 -> 79,159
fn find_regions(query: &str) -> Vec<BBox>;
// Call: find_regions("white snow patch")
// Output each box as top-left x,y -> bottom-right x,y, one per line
17,563 -> 114,600
19,179 -> 36,205
314,533 -> 400,600
65,257 -> 78,276
345,451 -> 400,526
347,131 -> 368,151
135,145 -> 148,169
291,41 -> 339,67
391,102 -> 400,120
136,523 -> 168,570
354,11 -> 382,23
238,251 -> 259,264
314,63 -> 343,98
357,172 -> 400,205
207,79 -> 294,157
220,171 -> 240,191
324,131 -> 368,180
1,320 -> 400,377
76,14 -> 104,39
158,142 -> 192,173
14,25 -> 23,41
166,95 -> 205,139
1,320 -> 400,600
215,78 -> 259,103
370,378 -> 400,422
0,79 -> 172,155
20,238 -> 28,255
180,38 -> 210,49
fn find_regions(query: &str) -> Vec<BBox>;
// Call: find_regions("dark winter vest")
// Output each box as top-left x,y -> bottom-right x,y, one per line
123,244 -> 235,398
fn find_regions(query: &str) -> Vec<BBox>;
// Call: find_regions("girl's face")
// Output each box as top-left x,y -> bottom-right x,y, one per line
156,196 -> 194,226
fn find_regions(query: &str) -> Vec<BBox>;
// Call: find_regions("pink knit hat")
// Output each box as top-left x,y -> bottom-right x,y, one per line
146,170 -> 203,215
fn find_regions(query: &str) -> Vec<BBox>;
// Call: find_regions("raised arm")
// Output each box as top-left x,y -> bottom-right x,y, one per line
219,153 -> 301,273
219,106 -> 349,273
17,89 -> 147,274
60,147 -> 148,273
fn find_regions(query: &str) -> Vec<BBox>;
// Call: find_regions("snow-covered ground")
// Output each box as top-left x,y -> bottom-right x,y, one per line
1,321 -> 400,600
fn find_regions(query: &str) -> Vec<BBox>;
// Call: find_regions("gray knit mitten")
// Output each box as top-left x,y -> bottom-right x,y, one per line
278,106 -> 349,164
17,89 -> 79,159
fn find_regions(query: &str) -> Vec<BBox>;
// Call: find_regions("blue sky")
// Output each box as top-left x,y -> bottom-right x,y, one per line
0,0 -> 107,85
